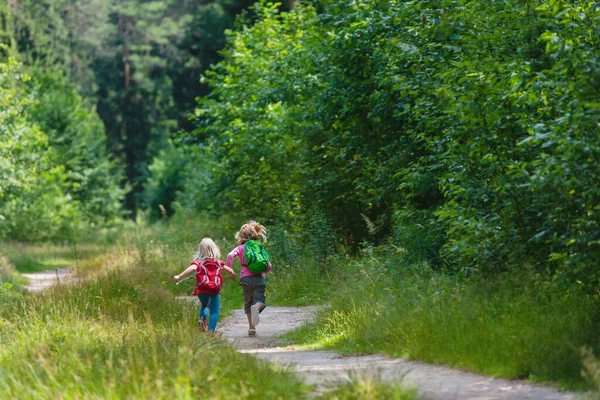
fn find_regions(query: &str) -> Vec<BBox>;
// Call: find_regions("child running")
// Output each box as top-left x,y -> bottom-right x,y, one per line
226,221 -> 271,337
173,238 -> 236,334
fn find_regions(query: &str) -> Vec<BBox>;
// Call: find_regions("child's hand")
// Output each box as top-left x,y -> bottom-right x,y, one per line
224,267 -> 236,281
173,275 -> 180,282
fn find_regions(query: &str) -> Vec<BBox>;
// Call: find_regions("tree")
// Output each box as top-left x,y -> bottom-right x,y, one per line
0,1 -> 14,58
30,71 -> 125,223
190,0 -> 600,287
0,58 -> 77,241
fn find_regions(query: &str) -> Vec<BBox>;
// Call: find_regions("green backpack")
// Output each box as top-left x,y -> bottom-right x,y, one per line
244,240 -> 270,273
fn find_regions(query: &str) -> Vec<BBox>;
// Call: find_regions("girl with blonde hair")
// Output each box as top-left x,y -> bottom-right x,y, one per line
174,238 -> 236,333
226,220 -> 271,336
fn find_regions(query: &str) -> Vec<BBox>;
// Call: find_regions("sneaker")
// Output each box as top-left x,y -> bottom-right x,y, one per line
250,304 -> 260,327
198,318 -> 208,331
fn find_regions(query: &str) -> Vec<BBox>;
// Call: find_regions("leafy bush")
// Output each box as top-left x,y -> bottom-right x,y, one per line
0,58 -> 77,241
190,0 -> 600,287
144,141 -> 188,220
0,59 -> 124,241
30,71 -> 125,225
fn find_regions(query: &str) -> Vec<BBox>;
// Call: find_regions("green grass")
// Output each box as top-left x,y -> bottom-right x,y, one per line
0,279 -> 309,398
0,220 -> 420,399
0,237 -> 311,398
321,375 -> 418,400
2,241 -> 108,273
11,213 -> 595,396
271,253 -> 600,392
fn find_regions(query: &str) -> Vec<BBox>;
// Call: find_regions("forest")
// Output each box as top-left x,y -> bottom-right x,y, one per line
1,0 -> 599,398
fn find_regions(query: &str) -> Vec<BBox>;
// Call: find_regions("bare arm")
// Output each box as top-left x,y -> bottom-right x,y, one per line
223,265 -> 237,281
173,264 -> 197,282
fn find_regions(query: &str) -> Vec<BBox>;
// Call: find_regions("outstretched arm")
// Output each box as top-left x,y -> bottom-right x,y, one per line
226,246 -> 241,268
223,265 -> 237,281
173,264 -> 197,282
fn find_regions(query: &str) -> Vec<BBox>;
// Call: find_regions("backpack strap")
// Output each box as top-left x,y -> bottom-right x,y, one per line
196,260 -> 209,287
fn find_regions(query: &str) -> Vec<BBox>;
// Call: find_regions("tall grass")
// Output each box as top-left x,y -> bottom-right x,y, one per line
9,211 -> 592,396
275,251 -> 600,391
2,242 -> 109,273
323,375 -> 418,400
1,214 -> 419,398
0,235 -> 309,398
0,252 -> 26,310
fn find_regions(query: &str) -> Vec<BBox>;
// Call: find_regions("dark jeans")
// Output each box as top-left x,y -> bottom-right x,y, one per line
240,275 -> 266,314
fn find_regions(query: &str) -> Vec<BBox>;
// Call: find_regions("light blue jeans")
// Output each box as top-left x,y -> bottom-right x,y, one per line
197,293 -> 220,332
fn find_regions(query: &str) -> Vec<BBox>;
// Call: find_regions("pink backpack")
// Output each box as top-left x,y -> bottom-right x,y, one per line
192,260 -> 224,295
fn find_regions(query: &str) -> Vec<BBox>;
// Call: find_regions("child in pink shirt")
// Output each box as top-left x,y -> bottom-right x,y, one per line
226,220 -> 271,336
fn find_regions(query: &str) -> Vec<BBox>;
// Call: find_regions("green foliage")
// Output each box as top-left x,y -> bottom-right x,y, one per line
417,0 -> 600,284
10,0 -> 112,94
281,253 -> 600,390
0,58 -> 77,241
306,206 -> 337,264
7,0 -> 261,218
195,2 -> 316,222
0,58 -> 123,241
30,72 -> 125,224
0,245 -> 308,398
191,0 -> 600,287
0,3 -> 14,58
391,208 -> 444,268
144,141 -> 187,220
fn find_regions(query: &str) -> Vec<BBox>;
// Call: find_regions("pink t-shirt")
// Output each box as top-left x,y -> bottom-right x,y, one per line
226,244 -> 271,278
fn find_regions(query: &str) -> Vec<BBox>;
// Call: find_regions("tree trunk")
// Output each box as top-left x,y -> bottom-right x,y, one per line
117,10 -> 130,91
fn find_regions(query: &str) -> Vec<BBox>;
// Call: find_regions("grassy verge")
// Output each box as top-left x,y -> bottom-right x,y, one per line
2,242 -> 110,273
323,375 -> 418,400
0,252 -> 27,308
1,218 -> 419,399
0,239 -> 309,398
270,252 -> 600,392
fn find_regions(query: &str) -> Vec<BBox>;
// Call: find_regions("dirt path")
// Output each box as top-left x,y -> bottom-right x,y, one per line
22,267 -> 76,292
218,306 -> 582,400
25,271 -> 584,399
